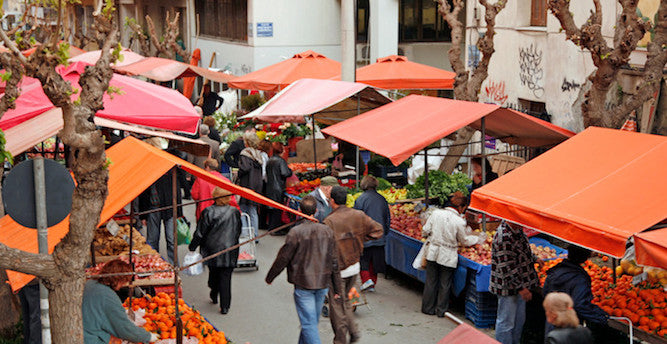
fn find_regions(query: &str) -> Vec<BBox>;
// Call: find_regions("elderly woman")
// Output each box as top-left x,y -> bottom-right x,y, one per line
353,175 -> 391,291
543,292 -> 593,344
83,259 -> 157,344
189,187 -> 242,314
421,192 -> 481,317
237,131 -> 263,237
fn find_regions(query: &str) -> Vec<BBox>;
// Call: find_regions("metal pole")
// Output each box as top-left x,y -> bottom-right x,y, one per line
424,150 -> 429,208
312,116 -> 317,171
481,118 -> 487,232
355,146 -> 360,189
171,168 -> 183,344
128,200 -> 135,314
612,258 -> 617,284
33,157 -> 51,344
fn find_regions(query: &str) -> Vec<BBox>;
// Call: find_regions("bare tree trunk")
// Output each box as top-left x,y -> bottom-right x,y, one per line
0,269 -> 19,334
437,0 -> 506,173
549,0 -> 667,129
48,278 -> 86,343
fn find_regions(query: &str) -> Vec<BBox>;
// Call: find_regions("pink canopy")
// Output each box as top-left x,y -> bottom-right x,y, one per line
69,48 -> 146,67
0,62 -> 200,134
240,78 -> 392,124
114,57 -> 236,83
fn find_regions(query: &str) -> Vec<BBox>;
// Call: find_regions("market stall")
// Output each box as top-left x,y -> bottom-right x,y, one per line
113,56 -> 236,84
470,127 -> 667,340
352,54 -> 456,90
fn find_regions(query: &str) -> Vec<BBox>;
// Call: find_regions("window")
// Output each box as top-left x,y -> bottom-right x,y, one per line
195,0 -> 247,41
530,0 -> 547,26
399,0 -> 452,42
357,0 -> 370,43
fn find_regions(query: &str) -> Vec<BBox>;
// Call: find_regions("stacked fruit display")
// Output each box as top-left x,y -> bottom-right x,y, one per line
347,188 -> 408,207
93,225 -> 158,257
458,230 -> 494,265
288,163 -> 327,173
529,243 -> 562,260
87,255 -> 174,280
389,203 -> 423,239
286,178 -> 321,196
536,259 -> 667,337
124,293 -> 228,343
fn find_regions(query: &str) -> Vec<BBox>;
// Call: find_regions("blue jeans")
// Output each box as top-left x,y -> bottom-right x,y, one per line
146,212 -> 175,264
240,204 -> 258,238
495,295 -> 526,344
293,287 -> 328,344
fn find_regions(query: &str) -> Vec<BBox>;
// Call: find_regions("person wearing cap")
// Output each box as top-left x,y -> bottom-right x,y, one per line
308,176 -> 338,223
189,187 -> 242,315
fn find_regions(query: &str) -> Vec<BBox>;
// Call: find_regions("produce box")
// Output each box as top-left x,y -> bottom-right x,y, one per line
464,273 -> 498,328
457,256 -> 492,292
528,237 -> 567,261
375,165 -> 407,179
385,229 -> 426,283
465,301 -> 497,328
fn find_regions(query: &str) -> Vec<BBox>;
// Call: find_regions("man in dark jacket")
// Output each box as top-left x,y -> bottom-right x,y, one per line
224,136 -> 246,168
324,186 -> 383,344
308,175 -> 338,223
198,84 -> 224,117
189,187 -> 242,314
543,245 -> 611,341
353,175 -> 391,291
265,142 -> 293,232
138,171 -> 183,264
266,196 -> 343,344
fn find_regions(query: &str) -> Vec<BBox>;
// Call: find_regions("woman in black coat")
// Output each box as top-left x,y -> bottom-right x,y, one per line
189,187 -> 242,314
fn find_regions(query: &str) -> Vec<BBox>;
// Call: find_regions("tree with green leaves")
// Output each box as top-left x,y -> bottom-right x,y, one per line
0,0 -> 121,342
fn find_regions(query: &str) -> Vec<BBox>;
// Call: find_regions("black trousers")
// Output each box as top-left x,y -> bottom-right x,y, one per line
268,208 -> 284,231
19,282 -> 42,344
421,261 -> 455,316
208,266 -> 234,310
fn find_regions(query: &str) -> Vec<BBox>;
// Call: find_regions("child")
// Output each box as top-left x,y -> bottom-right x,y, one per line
543,292 -> 593,344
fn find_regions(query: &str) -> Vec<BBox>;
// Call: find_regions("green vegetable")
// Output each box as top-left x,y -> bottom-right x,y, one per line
406,171 -> 472,204
376,177 -> 392,191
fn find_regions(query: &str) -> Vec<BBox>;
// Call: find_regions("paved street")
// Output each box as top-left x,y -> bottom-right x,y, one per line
151,202 -> 495,343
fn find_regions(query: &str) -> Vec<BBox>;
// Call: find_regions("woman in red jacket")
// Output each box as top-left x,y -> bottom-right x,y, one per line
191,158 -> 239,221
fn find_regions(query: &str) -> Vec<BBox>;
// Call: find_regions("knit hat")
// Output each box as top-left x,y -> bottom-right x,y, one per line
320,176 -> 339,186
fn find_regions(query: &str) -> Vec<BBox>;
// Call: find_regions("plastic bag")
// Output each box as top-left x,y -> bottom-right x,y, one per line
182,251 -> 203,276
412,242 -> 428,271
176,217 -> 191,245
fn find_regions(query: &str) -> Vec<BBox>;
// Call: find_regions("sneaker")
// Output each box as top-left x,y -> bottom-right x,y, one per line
360,279 -> 375,292
322,305 -> 329,318
366,287 -> 375,292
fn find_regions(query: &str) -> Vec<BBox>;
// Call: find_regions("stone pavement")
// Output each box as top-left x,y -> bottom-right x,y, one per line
157,202 -> 495,343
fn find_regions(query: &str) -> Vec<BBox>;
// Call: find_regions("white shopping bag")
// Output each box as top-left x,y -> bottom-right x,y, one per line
182,251 -> 204,276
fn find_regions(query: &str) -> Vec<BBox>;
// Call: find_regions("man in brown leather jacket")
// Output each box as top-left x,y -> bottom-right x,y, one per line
266,195 -> 343,344
324,186 -> 383,344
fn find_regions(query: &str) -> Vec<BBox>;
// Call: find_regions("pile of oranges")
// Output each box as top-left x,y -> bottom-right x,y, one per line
123,292 -> 228,344
535,259 -> 667,338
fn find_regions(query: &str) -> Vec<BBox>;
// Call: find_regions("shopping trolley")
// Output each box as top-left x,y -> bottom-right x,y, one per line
236,213 -> 258,270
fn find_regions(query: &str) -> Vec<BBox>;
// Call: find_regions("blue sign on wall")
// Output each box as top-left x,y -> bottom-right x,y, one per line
257,22 -> 273,37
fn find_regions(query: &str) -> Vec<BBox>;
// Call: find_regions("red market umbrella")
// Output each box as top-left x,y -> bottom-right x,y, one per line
114,56 -> 235,83
354,55 -> 456,90
0,61 -> 200,134
228,50 -> 342,91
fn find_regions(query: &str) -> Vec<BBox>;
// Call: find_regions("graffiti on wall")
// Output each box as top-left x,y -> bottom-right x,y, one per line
519,44 -> 544,98
484,80 -> 508,105
561,78 -> 581,92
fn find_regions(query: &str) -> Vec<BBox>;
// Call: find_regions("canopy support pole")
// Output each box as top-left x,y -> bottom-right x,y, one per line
312,116 -> 317,171
171,168 -> 183,344
356,94 -> 361,189
128,199 -> 135,317
481,117 -> 487,232
424,150 -> 429,208
612,258 -> 617,284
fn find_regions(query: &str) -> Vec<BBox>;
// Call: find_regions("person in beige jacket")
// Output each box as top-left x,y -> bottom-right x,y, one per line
421,192 -> 481,317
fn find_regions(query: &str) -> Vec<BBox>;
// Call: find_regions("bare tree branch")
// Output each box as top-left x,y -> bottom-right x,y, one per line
127,18 -> 151,56
0,54 -> 25,116
0,244 -> 57,279
146,15 -> 170,58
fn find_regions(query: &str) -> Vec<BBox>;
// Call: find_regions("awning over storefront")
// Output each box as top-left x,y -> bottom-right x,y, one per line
228,50 -> 341,92
354,55 -> 455,90
2,137 -> 315,291
635,227 -> 667,269
240,78 -> 392,125
0,62 -> 201,134
114,57 -> 236,83
470,127 -> 667,258
321,95 -> 574,166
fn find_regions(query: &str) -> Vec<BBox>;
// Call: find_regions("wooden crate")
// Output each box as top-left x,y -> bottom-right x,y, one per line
490,154 -> 525,176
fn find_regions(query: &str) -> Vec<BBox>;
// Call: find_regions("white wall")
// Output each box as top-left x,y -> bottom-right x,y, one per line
467,0 -> 620,132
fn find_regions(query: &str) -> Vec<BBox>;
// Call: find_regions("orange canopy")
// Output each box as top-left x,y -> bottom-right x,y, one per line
2,136 -> 314,292
634,227 -> 667,269
114,57 -> 235,83
321,95 -> 574,166
228,50 -> 342,91
354,55 -> 455,90
470,127 -> 667,258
